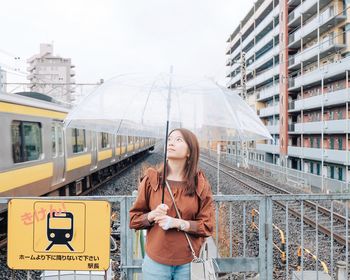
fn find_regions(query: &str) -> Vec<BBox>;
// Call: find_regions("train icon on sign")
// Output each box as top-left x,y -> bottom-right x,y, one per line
46,212 -> 74,251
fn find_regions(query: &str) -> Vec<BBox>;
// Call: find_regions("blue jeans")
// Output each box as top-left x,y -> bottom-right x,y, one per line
142,254 -> 190,280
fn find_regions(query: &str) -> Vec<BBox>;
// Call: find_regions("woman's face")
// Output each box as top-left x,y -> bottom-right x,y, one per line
167,130 -> 189,160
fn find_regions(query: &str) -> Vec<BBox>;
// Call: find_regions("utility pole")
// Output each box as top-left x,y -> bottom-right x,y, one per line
240,51 -> 249,168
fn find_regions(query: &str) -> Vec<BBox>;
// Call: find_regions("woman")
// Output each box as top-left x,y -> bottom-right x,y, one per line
129,128 -> 215,280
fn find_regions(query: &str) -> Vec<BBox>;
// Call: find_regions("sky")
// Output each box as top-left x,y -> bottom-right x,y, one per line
0,0 -> 254,87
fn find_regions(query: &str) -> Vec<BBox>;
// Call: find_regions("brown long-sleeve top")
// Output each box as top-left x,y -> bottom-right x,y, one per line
129,168 -> 215,266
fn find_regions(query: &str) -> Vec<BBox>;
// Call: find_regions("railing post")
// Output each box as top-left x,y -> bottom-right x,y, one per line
126,197 -> 135,280
120,197 -> 128,279
258,197 -> 267,280
258,196 -> 273,280
266,196 -> 273,280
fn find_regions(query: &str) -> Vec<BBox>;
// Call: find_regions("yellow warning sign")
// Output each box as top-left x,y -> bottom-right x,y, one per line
7,199 -> 110,271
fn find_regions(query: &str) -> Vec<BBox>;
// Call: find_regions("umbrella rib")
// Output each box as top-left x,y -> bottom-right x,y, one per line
140,78 -> 159,125
221,88 -> 245,141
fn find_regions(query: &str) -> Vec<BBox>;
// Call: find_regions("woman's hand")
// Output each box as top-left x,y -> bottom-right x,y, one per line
154,215 -> 176,230
147,204 -> 169,223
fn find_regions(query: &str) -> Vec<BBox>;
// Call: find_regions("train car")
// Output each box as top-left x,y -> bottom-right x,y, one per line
0,92 -> 155,204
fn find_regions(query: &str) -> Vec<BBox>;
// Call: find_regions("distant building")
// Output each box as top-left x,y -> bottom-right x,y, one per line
27,43 -> 75,103
0,67 -> 6,94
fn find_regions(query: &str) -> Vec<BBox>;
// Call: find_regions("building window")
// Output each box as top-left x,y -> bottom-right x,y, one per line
339,167 -> 343,181
338,110 -> 343,119
101,132 -> 109,149
330,166 -> 335,179
338,138 -> 343,150
310,162 -> 314,174
72,128 -> 86,153
11,121 -> 42,163
330,137 -> 334,149
316,163 -> 320,175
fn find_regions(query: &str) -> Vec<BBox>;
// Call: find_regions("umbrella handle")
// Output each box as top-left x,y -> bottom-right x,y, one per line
162,120 -> 170,203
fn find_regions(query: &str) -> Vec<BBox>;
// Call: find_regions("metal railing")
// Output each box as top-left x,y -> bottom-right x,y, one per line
1,192 -> 350,279
204,147 -> 350,194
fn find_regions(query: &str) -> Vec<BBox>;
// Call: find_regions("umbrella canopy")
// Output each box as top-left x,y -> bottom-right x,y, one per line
65,73 -> 272,142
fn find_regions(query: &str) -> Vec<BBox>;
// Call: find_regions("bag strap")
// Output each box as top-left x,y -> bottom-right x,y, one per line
165,180 -> 200,261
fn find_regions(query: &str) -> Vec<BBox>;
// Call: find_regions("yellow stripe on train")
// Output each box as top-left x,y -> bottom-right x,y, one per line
98,149 -> 112,161
115,147 -> 121,156
0,102 -> 67,120
0,162 -> 53,193
66,154 -> 92,171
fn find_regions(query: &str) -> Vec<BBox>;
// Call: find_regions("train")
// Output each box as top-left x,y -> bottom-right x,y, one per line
0,92 -> 156,204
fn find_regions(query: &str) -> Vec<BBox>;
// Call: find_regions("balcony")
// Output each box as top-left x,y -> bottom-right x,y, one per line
288,45 -> 318,69
253,45 -> 279,71
291,56 -> 350,89
259,103 -> 279,117
290,88 -> 350,112
254,65 -> 279,87
228,43 -> 241,61
226,62 -> 240,77
255,27 -> 279,54
256,143 -> 279,154
247,65 -> 278,89
289,5 -> 346,47
226,56 -> 232,66
242,30 -> 255,51
288,146 -> 348,165
288,0 -> 318,26
290,32 -> 345,70
254,13 -> 274,41
288,16 -> 319,47
257,84 -> 279,101
294,119 -> 350,134
227,73 -> 242,88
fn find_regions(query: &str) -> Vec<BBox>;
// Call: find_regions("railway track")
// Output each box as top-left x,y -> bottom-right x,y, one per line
200,154 -> 350,248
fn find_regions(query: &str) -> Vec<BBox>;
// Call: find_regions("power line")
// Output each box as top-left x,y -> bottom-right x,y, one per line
0,48 -> 18,58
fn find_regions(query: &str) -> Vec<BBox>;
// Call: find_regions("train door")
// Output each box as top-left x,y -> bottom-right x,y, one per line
90,131 -> 98,170
52,122 -> 66,185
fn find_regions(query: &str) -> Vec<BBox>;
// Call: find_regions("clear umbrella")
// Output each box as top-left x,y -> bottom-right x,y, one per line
65,73 -> 272,141
65,72 -> 272,201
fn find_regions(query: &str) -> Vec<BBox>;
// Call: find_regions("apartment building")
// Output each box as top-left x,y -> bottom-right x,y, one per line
27,43 -> 75,104
226,0 -> 350,185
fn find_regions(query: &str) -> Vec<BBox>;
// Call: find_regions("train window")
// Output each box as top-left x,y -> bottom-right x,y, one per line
116,135 -> 121,147
58,126 -> 63,155
72,128 -> 86,153
101,132 -> 109,149
120,135 -> 126,146
128,136 -> 133,144
11,121 -> 43,163
51,126 -> 57,156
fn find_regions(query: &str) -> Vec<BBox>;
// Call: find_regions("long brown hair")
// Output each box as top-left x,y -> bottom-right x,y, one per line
160,128 -> 200,196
